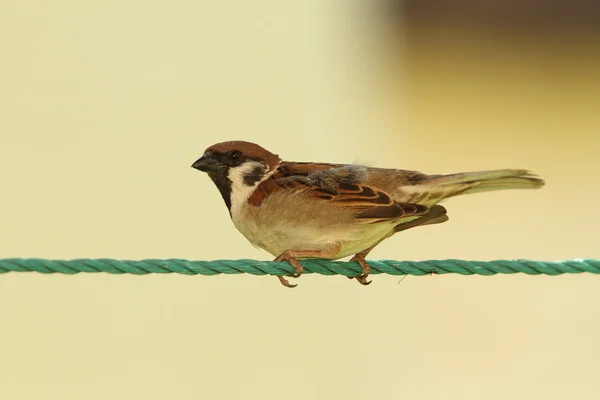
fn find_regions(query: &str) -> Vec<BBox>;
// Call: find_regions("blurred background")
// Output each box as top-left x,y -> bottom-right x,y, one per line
1,1 -> 599,399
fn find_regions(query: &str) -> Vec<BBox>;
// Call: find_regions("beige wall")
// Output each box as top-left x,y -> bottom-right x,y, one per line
1,1 -> 599,399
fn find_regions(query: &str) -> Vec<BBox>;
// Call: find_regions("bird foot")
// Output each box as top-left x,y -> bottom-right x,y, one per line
273,251 -> 305,288
348,254 -> 372,286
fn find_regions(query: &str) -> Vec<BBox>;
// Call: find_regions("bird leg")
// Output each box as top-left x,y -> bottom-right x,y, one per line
273,249 -> 324,288
349,246 -> 379,286
349,205 -> 449,286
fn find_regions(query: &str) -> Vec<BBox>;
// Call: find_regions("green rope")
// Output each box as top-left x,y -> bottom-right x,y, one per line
0,258 -> 598,277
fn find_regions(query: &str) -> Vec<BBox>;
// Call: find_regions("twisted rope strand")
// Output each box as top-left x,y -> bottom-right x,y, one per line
0,258 -> 599,277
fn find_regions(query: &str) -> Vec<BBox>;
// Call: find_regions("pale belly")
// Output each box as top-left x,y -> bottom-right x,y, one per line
232,209 -> 398,259
228,185 -> 408,260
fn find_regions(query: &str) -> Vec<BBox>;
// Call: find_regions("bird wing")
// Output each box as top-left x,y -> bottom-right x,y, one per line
249,164 -> 430,224
274,161 -> 446,205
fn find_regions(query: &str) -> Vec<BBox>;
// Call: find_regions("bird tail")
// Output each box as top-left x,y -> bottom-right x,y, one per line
423,169 -> 545,198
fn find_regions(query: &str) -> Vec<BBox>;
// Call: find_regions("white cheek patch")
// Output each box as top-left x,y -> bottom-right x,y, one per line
228,162 -> 272,216
228,162 -> 266,194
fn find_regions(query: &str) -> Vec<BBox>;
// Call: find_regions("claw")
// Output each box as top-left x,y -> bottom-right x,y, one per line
277,275 -> 298,288
349,254 -> 372,286
356,274 -> 372,285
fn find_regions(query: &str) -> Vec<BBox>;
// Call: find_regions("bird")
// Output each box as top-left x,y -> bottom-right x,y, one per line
191,140 -> 544,287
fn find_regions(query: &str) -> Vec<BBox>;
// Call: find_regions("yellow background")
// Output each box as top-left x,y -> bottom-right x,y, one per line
1,1 -> 599,399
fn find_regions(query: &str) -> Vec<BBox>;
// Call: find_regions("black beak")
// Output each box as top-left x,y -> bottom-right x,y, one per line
191,155 -> 219,172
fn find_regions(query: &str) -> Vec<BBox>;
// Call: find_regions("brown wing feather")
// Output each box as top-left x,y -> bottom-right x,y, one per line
248,165 -> 429,223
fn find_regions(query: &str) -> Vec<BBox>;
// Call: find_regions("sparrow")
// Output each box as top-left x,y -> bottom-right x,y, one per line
191,141 -> 544,287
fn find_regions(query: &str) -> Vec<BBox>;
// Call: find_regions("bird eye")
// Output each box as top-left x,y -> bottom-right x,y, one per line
228,150 -> 242,164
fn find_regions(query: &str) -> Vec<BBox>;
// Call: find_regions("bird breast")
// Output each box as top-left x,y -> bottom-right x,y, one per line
230,188 -> 397,259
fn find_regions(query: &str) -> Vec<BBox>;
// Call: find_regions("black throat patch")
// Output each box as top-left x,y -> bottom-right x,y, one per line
207,168 -> 233,213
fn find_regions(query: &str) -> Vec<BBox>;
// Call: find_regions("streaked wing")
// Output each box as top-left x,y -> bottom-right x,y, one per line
274,162 -> 463,206
249,165 -> 430,223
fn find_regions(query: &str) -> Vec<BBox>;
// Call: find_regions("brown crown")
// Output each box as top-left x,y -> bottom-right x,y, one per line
205,141 -> 281,171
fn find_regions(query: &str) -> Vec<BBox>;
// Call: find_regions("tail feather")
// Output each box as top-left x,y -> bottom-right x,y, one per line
418,169 -> 544,201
